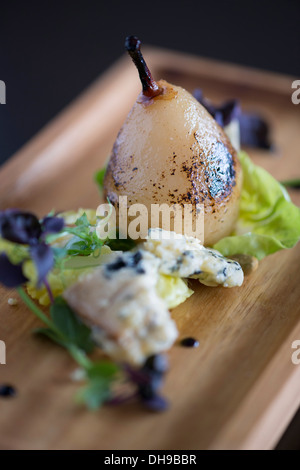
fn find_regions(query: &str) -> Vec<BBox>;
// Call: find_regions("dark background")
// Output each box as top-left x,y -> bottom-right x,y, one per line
1,0 -> 300,449
0,0 -> 299,164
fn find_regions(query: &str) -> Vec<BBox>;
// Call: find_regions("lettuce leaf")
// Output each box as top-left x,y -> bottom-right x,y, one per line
156,274 -> 194,309
94,167 -> 106,195
214,151 -> 300,260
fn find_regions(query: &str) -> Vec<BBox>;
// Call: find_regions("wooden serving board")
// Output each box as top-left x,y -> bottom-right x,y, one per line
0,47 -> 299,450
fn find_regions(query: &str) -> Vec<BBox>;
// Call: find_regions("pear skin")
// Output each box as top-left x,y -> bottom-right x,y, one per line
104,80 -> 242,246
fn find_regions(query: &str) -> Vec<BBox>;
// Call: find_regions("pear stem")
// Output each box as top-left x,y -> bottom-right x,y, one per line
125,36 -> 163,99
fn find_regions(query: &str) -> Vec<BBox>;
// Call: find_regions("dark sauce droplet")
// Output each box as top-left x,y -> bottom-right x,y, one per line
0,384 -> 17,398
180,337 -> 199,348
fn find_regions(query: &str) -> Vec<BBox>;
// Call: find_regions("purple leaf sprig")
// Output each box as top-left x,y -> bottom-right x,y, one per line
0,253 -> 28,288
193,89 -> 273,150
0,209 -> 64,288
193,89 -> 240,128
119,354 -> 169,412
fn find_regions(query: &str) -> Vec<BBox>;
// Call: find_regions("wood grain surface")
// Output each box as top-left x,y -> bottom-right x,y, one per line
0,48 -> 299,450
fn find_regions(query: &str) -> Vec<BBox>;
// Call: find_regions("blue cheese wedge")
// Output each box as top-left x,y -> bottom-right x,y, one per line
63,250 -> 178,365
142,228 -> 244,288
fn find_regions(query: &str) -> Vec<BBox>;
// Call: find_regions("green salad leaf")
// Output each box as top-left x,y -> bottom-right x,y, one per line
94,166 -> 107,194
50,297 -> 94,353
76,361 -> 119,410
36,296 -> 94,353
105,232 -> 136,252
214,151 -> 300,260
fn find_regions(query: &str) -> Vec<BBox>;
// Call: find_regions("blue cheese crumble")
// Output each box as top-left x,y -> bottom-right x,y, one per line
142,228 -> 244,288
63,250 -> 178,365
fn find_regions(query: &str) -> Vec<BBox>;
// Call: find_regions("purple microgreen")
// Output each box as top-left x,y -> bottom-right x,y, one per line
123,354 -> 169,412
30,243 -> 54,287
194,89 -> 241,127
193,89 -> 217,117
123,363 -> 150,386
44,278 -> 54,304
0,210 -> 42,245
0,210 -> 64,247
107,392 -> 138,406
239,112 -> 272,150
193,89 -> 272,150
0,253 -> 28,287
143,354 -> 169,374
218,100 -> 241,127
141,394 -> 169,412
41,216 -> 64,235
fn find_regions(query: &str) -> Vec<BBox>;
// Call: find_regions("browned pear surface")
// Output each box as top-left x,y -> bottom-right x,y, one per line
104,80 -> 242,245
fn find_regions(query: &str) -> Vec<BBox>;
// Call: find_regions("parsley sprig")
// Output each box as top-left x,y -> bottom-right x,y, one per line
63,213 -> 104,257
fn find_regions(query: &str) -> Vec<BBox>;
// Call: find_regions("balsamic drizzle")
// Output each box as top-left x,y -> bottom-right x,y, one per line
0,384 -> 16,398
180,337 -> 199,348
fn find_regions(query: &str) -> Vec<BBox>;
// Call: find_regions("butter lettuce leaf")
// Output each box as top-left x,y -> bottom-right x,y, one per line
156,274 -> 194,309
214,151 -> 300,260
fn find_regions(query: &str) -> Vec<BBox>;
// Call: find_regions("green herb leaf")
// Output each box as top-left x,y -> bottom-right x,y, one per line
75,213 -> 90,228
35,327 -> 64,345
50,297 -> 94,353
94,166 -> 107,194
106,232 -> 136,252
66,239 -> 91,256
63,213 -> 104,257
77,361 -> 119,410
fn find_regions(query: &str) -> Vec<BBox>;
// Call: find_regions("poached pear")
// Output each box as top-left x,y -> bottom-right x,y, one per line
103,36 -> 242,246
